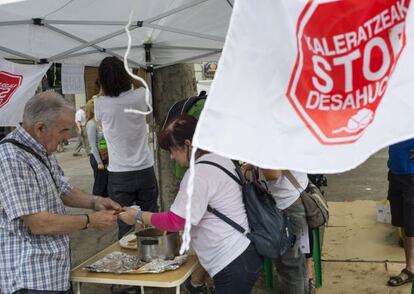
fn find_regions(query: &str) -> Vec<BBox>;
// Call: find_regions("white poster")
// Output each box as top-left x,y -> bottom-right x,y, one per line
0,59 -> 50,126
61,63 -> 85,94
193,0 -> 414,173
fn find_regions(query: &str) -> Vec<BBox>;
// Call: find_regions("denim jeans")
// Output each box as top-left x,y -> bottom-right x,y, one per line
274,198 -> 308,294
213,243 -> 263,294
13,287 -> 73,294
108,166 -> 158,239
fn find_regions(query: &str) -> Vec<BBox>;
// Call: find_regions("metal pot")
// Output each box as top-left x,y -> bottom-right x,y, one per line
135,228 -> 179,262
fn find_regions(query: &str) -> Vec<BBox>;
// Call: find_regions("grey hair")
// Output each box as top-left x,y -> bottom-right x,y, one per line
23,92 -> 75,126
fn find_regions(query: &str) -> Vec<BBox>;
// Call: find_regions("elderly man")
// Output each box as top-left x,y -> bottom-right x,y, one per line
0,92 -> 121,294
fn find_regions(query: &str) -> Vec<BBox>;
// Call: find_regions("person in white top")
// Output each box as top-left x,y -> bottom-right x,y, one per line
72,105 -> 90,155
261,169 -> 309,294
94,56 -> 158,239
119,114 -> 262,294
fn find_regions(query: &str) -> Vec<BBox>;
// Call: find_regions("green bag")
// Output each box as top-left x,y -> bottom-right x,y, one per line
98,137 -> 108,161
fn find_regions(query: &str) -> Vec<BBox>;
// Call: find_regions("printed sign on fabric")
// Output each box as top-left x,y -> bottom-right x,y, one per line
288,0 -> 411,144
0,59 -> 50,126
0,71 -> 22,109
192,0 -> 414,173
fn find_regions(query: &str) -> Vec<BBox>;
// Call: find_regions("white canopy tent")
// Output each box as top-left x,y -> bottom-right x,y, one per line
0,0 -> 233,68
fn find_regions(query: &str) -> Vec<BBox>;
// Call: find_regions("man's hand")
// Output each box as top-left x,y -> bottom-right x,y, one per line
118,207 -> 139,226
97,163 -> 105,170
89,211 -> 117,229
94,197 -> 121,212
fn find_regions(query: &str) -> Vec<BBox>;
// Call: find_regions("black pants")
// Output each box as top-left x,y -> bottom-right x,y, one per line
89,154 -> 108,197
213,243 -> 263,294
388,172 -> 414,236
108,167 -> 159,239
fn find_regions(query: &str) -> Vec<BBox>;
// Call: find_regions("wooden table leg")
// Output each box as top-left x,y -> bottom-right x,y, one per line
75,282 -> 81,294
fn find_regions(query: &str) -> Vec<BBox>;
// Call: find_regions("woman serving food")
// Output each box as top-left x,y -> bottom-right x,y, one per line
119,114 -> 262,294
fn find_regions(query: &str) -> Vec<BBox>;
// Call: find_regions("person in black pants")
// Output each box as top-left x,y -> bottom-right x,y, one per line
94,57 -> 158,239
85,99 -> 108,197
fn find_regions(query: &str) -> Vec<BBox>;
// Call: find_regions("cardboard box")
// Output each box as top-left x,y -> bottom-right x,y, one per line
376,200 -> 391,224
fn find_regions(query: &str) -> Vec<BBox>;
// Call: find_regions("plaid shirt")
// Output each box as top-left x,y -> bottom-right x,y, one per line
0,126 -> 73,293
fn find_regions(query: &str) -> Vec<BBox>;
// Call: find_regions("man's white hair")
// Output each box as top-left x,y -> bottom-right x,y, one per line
23,92 -> 75,126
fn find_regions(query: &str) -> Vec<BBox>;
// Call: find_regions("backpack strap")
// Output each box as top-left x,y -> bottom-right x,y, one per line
196,160 -> 248,236
206,205 -> 248,235
197,160 -> 242,185
282,170 -> 304,191
0,138 -> 57,188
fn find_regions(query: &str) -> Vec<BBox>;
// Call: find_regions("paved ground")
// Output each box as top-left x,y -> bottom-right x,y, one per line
57,140 -> 403,294
326,148 -> 389,202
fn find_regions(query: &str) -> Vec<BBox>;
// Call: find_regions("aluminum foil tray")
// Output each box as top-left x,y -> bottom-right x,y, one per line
83,251 -> 187,274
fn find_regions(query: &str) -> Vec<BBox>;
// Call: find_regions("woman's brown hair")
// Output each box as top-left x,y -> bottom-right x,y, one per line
85,99 -> 95,122
158,114 -> 198,151
98,56 -> 132,97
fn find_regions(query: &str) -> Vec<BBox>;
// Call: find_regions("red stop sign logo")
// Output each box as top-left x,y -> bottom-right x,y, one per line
287,0 -> 411,144
0,71 -> 22,109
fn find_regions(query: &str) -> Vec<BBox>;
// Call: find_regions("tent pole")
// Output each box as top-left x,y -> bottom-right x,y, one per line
152,45 -> 222,51
43,20 -> 127,26
143,22 -> 225,42
47,27 -> 137,63
44,24 -> 106,54
142,43 -> 159,211
0,46 -> 40,63
43,23 -> 146,68
103,45 -> 143,51
144,43 -> 152,65
106,44 -> 220,52
0,20 -> 31,26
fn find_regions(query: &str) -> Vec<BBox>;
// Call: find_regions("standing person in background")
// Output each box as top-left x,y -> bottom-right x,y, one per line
387,138 -> 414,287
72,104 -> 90,156
94,56 -> 158,239
261,169 -> 309,294
85,99 -> 108,197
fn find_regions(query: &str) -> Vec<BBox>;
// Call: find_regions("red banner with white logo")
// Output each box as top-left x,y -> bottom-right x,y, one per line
0,59 -> 50,126
288,0 -> 410,144
194,0 -> 414,173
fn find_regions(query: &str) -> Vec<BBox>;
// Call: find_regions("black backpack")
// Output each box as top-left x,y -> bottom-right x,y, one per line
162,94 -> 207,129
197,161 -> 295,259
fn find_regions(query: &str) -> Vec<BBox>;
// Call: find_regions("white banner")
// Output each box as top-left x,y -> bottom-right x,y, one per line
193,0 -> 414,173
0,59 -> 50,126
61,63 -> 85,94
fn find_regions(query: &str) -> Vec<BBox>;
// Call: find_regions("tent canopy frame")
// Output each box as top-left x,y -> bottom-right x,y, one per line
0,0 -> 230,68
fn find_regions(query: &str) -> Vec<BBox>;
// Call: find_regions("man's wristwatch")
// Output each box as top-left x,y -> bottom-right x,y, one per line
82,214 -> 90,230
